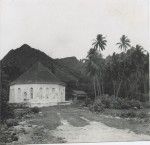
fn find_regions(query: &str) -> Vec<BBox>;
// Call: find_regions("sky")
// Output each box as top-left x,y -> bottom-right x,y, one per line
0,0 -> 149,60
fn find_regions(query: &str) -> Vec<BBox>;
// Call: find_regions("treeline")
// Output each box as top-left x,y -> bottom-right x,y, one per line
83,34 -> 149,102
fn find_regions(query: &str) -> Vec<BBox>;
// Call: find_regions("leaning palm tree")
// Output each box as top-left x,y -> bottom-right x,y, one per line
92,34 -> 107,51
116,35 -> 131,52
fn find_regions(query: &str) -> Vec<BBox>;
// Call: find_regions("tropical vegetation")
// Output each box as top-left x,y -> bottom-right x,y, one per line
84,34 -> 149,103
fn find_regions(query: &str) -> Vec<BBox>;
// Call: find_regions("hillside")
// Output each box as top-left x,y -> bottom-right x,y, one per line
1,44 -> 83,83
55,56 -> 84,79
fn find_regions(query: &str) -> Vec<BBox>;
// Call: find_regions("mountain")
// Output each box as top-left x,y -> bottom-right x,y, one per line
55,56 -> 84,79
1,44 -> 83,83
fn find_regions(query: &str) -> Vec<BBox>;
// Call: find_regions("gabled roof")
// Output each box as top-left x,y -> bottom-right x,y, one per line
10,62 -> 65,86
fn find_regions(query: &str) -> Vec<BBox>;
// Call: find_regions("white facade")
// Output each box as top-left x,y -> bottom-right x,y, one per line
9,83 -> 65,107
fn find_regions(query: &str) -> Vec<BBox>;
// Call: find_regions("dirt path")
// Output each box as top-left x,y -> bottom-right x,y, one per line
52,117 -> 150,143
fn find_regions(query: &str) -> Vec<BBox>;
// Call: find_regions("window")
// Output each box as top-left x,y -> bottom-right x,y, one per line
39,87 -> 43,98
30,88 -> 33,99
46,88 -> 49,98
18,88 -> 21,96
12,89 -> 15,97
52,88 -> 55,93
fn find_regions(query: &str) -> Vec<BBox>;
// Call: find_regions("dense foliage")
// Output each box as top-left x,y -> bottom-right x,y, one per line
84,34 -> 149,102
104,47 -> 149,101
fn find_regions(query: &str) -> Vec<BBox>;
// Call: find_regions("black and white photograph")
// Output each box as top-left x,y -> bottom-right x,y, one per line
0,0 -> 149,144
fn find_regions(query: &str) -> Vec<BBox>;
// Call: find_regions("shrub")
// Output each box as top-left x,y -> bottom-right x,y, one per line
14,108 -> 32,119
89,98 -> 105,112
100,94 -> 112,108
120,111 -> 137,118
1,103 -> 15,121
128,100 -> 143,109
137,112 -> 149,119
119,110 -> 148,119
31,106 -> 40,114
5,119 -> 18,127
99,95 -> 143,110
0,126 -> 19,143
85,98 -> 93,107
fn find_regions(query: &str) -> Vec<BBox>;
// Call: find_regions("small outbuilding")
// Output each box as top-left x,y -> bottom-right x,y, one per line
72,90 -> 87,101
9,62 -> 66,107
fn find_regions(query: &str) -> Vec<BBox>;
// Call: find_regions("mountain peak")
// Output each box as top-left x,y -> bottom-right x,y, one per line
20,44 -> 31,49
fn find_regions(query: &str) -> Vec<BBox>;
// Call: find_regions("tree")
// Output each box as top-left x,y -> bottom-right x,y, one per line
116,35 -> 131,52
105,53 -> 125,98
113,35 -> 131,97
127,45 -> 149,101
84,46 -> 106,100
92,34 -> 107,51
84,48 -> 99,99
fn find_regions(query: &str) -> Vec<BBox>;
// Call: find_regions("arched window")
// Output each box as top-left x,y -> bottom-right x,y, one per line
12,89 -> 15,97
18,88 -> 21,96
39,87 -> 43,98
46,88 -> 49,98
30,88 -> 33,99
52,88 -> 55,93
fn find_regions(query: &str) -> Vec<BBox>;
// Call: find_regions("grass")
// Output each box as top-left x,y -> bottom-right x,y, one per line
33,105 -> 89,127
29,110 -> 61,130
78,107 -> 150,136
1,105 -> 150,144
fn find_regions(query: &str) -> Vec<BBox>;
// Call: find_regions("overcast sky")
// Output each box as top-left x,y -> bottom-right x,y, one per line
0,0 -> 149,60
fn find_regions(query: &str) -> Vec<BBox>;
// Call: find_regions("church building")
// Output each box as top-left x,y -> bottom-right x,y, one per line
9,62 -> 66,107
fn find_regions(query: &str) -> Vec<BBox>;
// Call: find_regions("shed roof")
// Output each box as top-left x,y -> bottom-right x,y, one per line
72,90 -> 87,95
10,61 -> 65,86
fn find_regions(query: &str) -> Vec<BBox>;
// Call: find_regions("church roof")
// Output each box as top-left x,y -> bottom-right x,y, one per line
10,62 -> 65,86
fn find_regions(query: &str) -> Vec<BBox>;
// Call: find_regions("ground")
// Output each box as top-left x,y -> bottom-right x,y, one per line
3,105 -> 150,144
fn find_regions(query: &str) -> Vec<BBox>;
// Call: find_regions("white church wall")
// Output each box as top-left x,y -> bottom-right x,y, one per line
9,83 -> 65,106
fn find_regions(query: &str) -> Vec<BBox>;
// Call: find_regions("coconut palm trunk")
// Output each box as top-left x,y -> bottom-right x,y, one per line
116,80 -> 123,98
93,77 -> 97,100
96,77 -> 101,97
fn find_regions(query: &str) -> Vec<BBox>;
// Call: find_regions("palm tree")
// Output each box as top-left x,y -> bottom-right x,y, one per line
92,34 -> 107,51
116,35 -> 131,52
84,48 -> 100,99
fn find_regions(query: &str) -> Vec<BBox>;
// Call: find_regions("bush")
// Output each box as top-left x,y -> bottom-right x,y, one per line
137,112 -> 149,119
14,108 -> 32,119
128,100 -> 143,109
88,95 -> 144,113
1,103 -> 15,121
5,119 -> 18,127
120,111 -> 137,118
85,98 -> 93,107
0,126 -> 18,143
89,98 -> 105,112
31,106 -> 40,114
119,110 -> 148,119
99,95 -> 143,110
